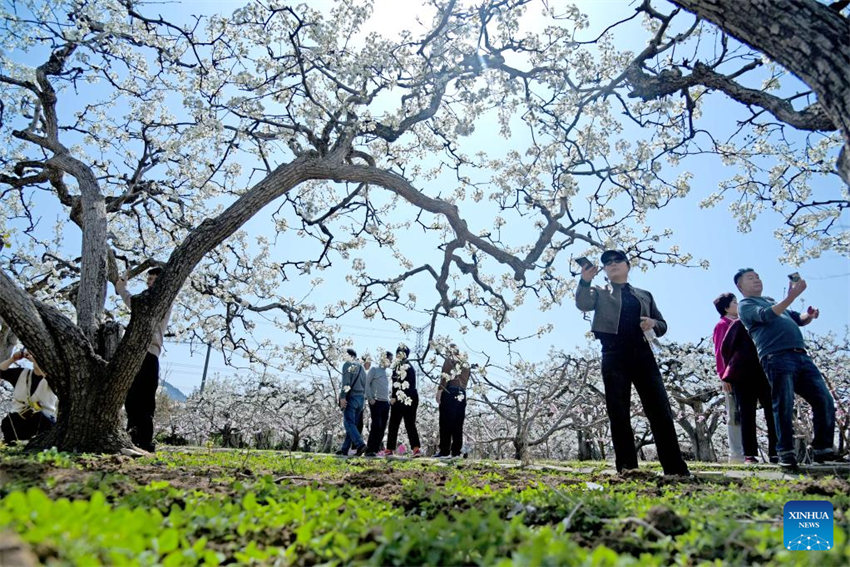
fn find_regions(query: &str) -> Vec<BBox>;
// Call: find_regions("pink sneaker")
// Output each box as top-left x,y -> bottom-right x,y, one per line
411,447 -> 423,458
376,449 -> 393,457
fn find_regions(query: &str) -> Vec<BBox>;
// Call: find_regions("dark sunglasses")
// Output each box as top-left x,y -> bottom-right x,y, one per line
603,258 -> 625,266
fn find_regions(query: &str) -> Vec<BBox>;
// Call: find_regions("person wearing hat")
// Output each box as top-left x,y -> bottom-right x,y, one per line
575,250 -> 689,476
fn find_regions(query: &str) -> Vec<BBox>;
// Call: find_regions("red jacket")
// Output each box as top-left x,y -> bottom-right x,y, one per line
712,316 -> 735,379
719,319 -> 765,383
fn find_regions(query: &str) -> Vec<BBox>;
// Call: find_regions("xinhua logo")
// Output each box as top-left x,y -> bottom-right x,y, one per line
784,500 -> 833,551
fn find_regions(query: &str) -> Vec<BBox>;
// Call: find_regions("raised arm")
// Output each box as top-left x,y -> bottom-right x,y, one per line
771,279 -> 806,317
0,349 -> 24,372
0,350 -> 25,385
114,272 -> 133,307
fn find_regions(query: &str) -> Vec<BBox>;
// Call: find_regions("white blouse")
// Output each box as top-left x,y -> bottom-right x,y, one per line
12,369 -> 58,419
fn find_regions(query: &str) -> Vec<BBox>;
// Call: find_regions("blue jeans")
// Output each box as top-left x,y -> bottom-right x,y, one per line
340,395 -> 365,452
761,351 -> 835,460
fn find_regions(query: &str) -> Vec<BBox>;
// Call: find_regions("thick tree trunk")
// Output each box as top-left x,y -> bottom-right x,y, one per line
690,426 -> 717,462
577,429 -> 598,461
671,0 -> 850,184
514,434 -> 530,463
15,303 -> 139,453
33,372 -> 131,453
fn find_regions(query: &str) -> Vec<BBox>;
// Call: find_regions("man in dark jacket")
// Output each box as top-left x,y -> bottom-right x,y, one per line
575,250 -> 689,476
337,348 -> 367,456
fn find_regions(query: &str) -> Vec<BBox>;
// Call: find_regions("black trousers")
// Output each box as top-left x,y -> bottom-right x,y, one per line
125,352 -> 159,451
439,387 -> 467,456
601,345 -> 689,475
733,376 -> 778,459
1,411 -> 54,443
387,392 -> 420,450
366,400 -> 390,453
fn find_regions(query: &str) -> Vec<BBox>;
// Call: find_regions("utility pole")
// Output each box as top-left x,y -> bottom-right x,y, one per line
413,324 -> 429,357
411,323 -> 429,382
199,342 -> 212,395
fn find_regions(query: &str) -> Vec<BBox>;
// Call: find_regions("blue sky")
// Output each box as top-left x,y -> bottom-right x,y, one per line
2,0 -> 847,394
140,0 -> 850,393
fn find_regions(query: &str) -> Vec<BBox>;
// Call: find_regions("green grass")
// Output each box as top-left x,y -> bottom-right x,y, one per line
1,447 -> 848,565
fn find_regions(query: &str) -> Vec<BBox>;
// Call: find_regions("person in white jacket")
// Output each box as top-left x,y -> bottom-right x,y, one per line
0,349 -> 58,444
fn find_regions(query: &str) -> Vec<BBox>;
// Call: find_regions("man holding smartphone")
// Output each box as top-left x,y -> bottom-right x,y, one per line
575,250 -> 689,476
735,268 -> 840,468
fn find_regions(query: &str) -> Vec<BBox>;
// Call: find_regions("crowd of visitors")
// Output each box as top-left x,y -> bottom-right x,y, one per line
3,253 -> 845,472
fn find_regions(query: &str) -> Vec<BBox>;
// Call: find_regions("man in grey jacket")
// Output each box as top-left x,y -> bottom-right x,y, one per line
364,351 -> 392,456
576,250 -> 689,476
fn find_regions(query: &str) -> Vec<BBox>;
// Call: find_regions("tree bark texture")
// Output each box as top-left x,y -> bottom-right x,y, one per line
0,318 -> 16,361
670,0 -> 850,183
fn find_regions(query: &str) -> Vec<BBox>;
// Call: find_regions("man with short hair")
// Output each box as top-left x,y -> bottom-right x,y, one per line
735,268 -> 839,468
364,351 -> 392,456
115,266 -> 172,452
337,348 -> 367,456
576,250 -> 689,476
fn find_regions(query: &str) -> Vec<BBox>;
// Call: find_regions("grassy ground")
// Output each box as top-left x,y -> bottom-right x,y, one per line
1,446 -> 848,565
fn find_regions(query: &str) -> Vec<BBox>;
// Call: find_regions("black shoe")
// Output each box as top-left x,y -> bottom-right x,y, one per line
364,451 -> 377,457
812,452 -> 850,464
769,455 -> 780,464
354,444 -> 367,457
334,449 -> 346,456
779,457 -> 798,470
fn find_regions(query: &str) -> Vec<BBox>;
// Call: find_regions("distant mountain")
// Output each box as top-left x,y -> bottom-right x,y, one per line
161,380 -> 187,402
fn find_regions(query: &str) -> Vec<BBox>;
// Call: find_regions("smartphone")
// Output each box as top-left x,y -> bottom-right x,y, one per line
575,257 -> 592,270
788,272 -> 801,283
